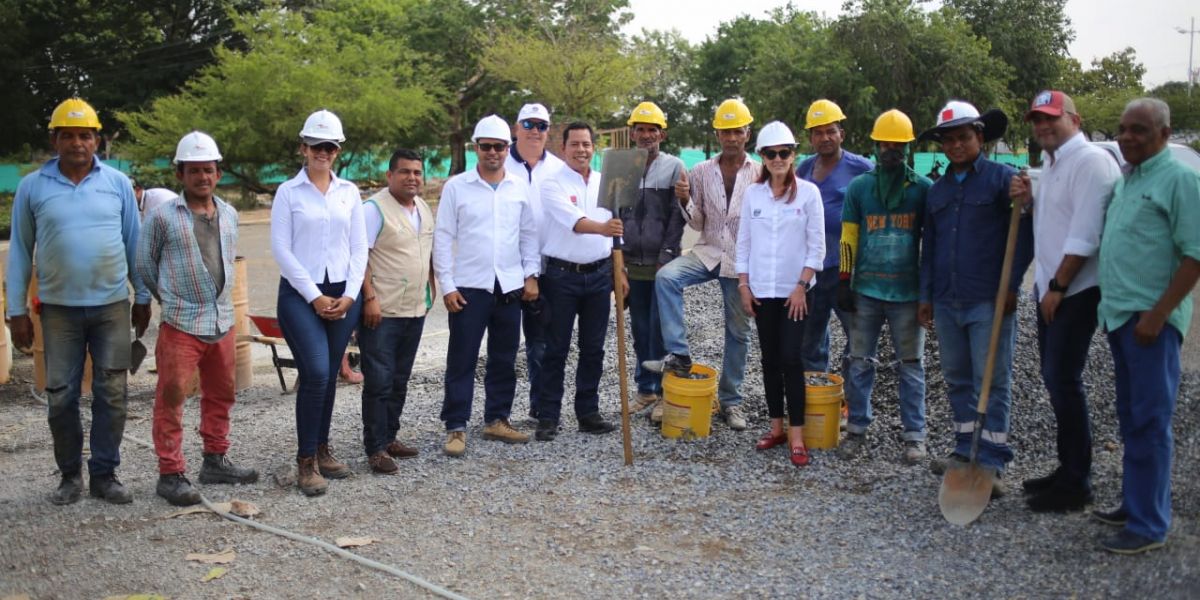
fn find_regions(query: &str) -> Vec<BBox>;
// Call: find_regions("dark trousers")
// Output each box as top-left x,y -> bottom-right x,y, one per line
628,277 -> 664,395
522,297 -> 550,418
538,260 -> 613,423
801,268 -> 849,374
277,278 -> 362,458
1035,286 -> 1100,491
440,284 -> 521,430
359,315 -> 425,455
754,298 -> 807,426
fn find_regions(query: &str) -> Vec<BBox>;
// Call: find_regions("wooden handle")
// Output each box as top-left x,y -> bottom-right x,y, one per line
976,199 -> 1023,415
612,248 -> 634,466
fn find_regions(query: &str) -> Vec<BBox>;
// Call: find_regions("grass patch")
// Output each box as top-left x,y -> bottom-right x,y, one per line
0,192 -> 12,240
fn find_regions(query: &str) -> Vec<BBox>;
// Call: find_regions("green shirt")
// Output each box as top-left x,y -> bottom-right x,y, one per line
841,168 -> 931,302
1098,148 -> 1200,336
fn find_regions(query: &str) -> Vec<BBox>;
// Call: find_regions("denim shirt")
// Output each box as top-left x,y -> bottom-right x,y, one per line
796,150 -> 874,270
920,153 -> 1032,304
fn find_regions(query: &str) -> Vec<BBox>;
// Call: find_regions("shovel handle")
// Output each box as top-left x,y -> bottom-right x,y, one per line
612,246 -> 634,466
975,198 -> 1024,415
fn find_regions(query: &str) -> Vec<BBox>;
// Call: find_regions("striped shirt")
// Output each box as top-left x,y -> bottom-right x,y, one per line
136,196 -> 239,337
681,154 -> 762,277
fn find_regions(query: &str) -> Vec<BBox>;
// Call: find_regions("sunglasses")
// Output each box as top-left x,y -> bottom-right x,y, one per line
760,148 -> 793,160
520,120 -> 550,132
307,142 -> 339,154
477,142 -> 509,153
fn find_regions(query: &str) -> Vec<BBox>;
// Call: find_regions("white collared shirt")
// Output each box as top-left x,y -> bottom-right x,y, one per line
539,165 -> 612,264
270,168 -> 367,302
735,179 -> 825,299
1032,132 -> 1120,300
433,168 -> 539,295
505,148 -> 565,251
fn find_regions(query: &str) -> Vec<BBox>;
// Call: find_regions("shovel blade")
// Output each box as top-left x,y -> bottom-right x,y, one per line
938,463 -> 996,525
130,339 -> 148,374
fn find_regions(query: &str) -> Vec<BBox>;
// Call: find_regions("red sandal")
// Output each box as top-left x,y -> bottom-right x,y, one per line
755,431 -> 788,451
790,444 -> 810,467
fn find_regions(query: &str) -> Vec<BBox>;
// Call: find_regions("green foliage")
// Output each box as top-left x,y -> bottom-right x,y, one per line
1061,48 -> 1147,139
1149,82 -> 1200,133
628,30 -> 704,151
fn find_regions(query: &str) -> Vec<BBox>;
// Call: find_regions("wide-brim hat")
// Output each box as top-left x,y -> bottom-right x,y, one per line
918,100 -> 1008,143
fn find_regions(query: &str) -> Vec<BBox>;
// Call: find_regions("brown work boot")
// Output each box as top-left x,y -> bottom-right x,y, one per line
316,444 -> 351,479
385,440 -> 419,459
444,431 -> 467,457
368,451 -> 398,475
482,419 -> 530,444
630,392 -> 660,413
297,456 -> 327,497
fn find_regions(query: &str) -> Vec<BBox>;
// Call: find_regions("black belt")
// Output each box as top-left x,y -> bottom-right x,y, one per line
546,256 -> 611,274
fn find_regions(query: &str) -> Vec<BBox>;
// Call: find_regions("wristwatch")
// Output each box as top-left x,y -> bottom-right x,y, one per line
1048,278 -> 1068,293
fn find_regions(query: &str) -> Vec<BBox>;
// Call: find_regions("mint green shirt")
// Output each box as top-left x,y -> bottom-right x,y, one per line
1098,148 -> 1200,336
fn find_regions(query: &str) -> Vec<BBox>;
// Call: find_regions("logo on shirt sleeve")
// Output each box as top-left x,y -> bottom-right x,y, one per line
569,195 -> 578,206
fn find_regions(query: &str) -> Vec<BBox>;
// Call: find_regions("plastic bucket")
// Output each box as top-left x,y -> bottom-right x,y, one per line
661,363 -> 718,439
802,371 -> 843,449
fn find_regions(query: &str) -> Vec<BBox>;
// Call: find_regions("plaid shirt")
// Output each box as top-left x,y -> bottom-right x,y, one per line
136,196 -> 238,337
681,154 -> 762,277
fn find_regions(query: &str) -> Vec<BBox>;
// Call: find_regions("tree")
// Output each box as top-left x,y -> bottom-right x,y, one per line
119,2 -> 437,192
1065,48 -> 1146,139
1150,82 -> 1200,134
627,30 -> 705,152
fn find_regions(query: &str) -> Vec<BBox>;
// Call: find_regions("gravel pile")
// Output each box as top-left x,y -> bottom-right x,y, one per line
0,281 -> 1197,598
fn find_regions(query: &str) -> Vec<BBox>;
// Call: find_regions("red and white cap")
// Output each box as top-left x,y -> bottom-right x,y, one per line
1025,90 -> 1077,121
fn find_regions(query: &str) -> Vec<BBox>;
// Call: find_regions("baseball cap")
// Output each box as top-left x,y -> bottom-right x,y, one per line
517,103 -> 551,123
1025,90 -> 1076,121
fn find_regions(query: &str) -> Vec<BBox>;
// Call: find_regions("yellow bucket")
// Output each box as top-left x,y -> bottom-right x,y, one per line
802,371 -> 843,449
661,363 -> 718,439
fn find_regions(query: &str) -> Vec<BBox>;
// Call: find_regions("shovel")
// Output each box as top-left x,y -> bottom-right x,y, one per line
130,332 -> 148,375
599,148 -> 649,466
938,192 -> 1024,526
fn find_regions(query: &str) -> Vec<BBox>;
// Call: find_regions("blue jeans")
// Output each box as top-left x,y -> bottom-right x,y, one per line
933,301 -> 1016,470
655,253 -> 749,407
40,300 -> 131,477
440,284 -> 521,431
358,315 -> 425,456
628,278 -> 663,395
538,261 -> 612,422
1035,286 -> 1100,491
521,297 -> 549,418
1108,316 -> 1181,543
277,279 -> 362,458
845,294 -> 926,441
801,269 -> 850,374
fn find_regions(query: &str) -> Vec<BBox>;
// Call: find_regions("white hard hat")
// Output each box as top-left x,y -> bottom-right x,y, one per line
299,109 -> 346,144
174,131 -> 222,164
918,100 -> 1008,143
755,121 -> 797,152
472,115 -> 511,143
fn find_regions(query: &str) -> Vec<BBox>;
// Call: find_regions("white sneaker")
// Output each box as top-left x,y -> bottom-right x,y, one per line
721,405 -> 747,431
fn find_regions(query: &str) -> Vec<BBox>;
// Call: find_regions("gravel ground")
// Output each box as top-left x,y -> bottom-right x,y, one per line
0,281 -> 1197,599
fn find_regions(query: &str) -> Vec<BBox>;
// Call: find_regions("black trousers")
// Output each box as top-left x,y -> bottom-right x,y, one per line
755,298 -> 807,426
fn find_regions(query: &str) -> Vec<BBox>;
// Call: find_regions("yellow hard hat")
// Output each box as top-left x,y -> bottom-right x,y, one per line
628,101 -> 668,129
870,109 -> 915,143
805,99 -> 846,129
712,98 -> 753,129
49,98 -> 102,131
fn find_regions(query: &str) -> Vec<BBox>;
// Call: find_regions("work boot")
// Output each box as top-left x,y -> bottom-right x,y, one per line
901,440 -> 928,465
385,440 -> 419,459
991,476 -> 1008,500
316,444 -> 352,479
199,453 -> 259,485
578,414 -> 616,434
368,451 -> 398,475
1021,468 -> 1061,495
930,452 -> 969,476
642,353 -> 692,378
50,473 -> 83,506
630,392 -> 660,413
838,433 -> 867,460
156,473 -> 202,506
1026,484 -> 1094,513
444,431 -> 467,457
649,401 -> 664,425
89,474 -> 133,504
721,405 -> 747,431
297,456 -> 327,497
482,419 -> 530,443
535,419 -> 559,442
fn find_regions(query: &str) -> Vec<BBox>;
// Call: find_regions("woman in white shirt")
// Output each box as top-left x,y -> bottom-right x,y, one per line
735,121 -> 825,467
271,109 -> 368,496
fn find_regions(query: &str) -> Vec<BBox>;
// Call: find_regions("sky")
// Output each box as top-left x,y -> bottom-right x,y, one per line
624,0 -> 1198,90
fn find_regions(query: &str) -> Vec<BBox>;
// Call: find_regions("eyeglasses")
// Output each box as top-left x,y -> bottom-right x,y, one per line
476,142 -> 509,153
760,148 -> 793,160
520,120 -> 550,132
307,142 -> 339,154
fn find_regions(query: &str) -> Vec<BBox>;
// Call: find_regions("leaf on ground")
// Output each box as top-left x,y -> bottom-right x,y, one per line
228,499 -> 260,517
335,536 -> 378,548
186,547 -> 235,564
201,567 -> 228,582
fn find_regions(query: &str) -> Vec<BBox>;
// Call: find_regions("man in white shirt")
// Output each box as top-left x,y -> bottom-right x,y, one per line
1011,90 -> 1120,513
433,115 -> 540,457
133,179 -> 179,221
504,102 -> 566,422
535,122 -> 626,441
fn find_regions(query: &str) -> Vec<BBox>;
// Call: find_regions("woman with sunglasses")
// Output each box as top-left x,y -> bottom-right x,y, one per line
271,109 -> 368,496
735,121 -> 825,467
